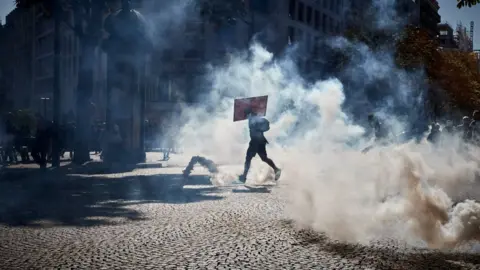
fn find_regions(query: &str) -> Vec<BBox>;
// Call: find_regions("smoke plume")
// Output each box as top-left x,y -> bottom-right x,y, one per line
158,0 -> 480,249
175,41 -> 480,249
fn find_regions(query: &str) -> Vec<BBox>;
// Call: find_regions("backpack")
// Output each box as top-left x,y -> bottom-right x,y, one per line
258,118 -> 270,132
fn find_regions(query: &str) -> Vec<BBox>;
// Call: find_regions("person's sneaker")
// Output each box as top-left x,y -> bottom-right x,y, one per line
274,169 -> 282,181
238,174 -> 246,183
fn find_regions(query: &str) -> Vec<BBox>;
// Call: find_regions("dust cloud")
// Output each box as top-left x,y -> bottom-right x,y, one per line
175,43 -> 480,249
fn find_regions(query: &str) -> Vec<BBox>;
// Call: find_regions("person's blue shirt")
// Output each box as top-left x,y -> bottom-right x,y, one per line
248,115 -> 270,142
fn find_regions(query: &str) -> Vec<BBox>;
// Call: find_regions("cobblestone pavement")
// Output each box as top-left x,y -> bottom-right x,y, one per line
0,163 -> 479,269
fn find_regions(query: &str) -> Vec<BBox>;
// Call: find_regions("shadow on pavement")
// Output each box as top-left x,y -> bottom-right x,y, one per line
232,186 -> 272,194
0,171 -> 223,228
289,226 -> 480,270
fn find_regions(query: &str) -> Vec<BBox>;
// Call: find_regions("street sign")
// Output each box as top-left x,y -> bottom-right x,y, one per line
233,95 -> 268,122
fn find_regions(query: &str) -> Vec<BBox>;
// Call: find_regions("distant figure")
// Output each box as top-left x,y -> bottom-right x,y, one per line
3,113 -> 17,164
444,120 -> 455,133
368,113 -> 388,142
239,108 -> 281,182
469,110 -> 478,144
427,122 -> 441,143
457,116 -> 471,141
362,113 -> 390,153
15,125 -> 31,163
103,124 -> 123,163
32,118 -> 52,169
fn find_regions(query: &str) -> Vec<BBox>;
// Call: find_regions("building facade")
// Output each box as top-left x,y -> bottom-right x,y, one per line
3,7 -> 35,114
33,6 -> 79,120
2,5 -> 79,120
79,0 -> 348,126
455,22 -> 473,52
0,22 -> 8,114
418,0 -> 440,37
438,22 -> 457,49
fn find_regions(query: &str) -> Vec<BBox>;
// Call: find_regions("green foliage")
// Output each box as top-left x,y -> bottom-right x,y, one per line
456,0 -> 480,8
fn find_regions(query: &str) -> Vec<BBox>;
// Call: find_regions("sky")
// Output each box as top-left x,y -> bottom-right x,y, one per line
0,0 -> 478,49
437,0 -> 480,50
0,0 -> 14,24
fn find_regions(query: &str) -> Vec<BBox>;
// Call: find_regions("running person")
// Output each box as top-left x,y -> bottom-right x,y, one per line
239,108 -> 281,182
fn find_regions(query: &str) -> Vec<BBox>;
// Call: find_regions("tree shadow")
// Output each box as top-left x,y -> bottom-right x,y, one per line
0,172 -> 223,228
289,227 -> 480,270
182,174 -> 216,186
0,160 -> 132,180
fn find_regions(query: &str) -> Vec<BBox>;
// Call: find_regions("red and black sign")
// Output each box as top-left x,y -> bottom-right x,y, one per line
233,95 -> 268,122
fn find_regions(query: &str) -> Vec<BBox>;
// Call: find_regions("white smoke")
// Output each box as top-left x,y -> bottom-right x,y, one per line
173,41 -> 480,249
136,0 -> 480,250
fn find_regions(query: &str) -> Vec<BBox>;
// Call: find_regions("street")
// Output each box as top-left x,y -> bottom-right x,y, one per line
0,155 -> 479,269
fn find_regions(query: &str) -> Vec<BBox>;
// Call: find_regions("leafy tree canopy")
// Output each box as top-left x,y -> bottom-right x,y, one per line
456,0 -> 480,8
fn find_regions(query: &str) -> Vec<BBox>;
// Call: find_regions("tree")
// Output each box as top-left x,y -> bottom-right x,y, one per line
396,25 -> 480,113
456,0 -> 480,8
395,26 -> 438,71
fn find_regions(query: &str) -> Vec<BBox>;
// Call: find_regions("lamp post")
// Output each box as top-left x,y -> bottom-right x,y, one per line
52,0 -> 61,167
40,97 -> 50,118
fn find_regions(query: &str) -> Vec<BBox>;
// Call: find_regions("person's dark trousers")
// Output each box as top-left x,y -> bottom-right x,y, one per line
242,139 -> 278,177
32,146 -> 47,169
19,146 -> 30,163
4,144 -> 17,163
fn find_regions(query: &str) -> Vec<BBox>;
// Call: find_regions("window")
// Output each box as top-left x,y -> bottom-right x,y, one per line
313,36 -> 320,57
36,55 -> 53,78
162,49 -> 174,61
184,49 -> 201,59
297,29 -> 304,42
251,0 -> 269,14
322,14 -> 327,32
323,0 -> 327,9
330,0 -> 334,11
306,34 -> 312,51
440,30 -> 448,36
288,26 -> 295,43
314,10 -> 320,30
306,6 -> 312,25
37,35 -> 53,56
298,2 -> 304,22
329,17 -> 333,32
289,0 -> 296,19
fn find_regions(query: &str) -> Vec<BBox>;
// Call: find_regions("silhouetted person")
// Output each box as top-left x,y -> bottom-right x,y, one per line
444,120 -> 455,133
469,110 -> 478,144
15,125 -> 31,163
368,113 -> 388,142
103,124 -> 123,163
427,122 -> 441,143
32,119 -> 52,169
3,113 -> 17,164
457,116 -> 471,141
239,108 -> 281,182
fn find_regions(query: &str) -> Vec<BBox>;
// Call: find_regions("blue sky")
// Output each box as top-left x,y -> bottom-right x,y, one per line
0,0 -> 478,48
0,0 -> 14,24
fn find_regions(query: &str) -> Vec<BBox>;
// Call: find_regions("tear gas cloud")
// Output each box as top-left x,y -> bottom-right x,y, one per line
148,0 -> 480,249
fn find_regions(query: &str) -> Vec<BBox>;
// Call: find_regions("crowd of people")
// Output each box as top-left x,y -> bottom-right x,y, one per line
368,110 -> 480,145
0,113 -> 78,168
0,113 -> 177,168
